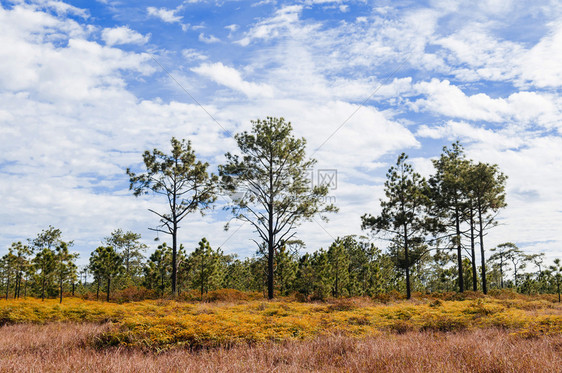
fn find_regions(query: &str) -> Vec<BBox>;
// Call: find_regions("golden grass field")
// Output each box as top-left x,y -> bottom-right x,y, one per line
1,293 -> 561,372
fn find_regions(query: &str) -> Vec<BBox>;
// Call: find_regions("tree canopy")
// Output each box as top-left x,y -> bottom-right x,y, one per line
220,117 -> 337,299
127,137 -> 217,296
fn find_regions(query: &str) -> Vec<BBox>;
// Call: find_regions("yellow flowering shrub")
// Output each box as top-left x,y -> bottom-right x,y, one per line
1,296 -> 560,350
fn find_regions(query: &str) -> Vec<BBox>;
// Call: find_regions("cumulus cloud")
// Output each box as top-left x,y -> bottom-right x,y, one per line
435,18 -> 562,89
0,2 -> 229,260
198,33 -> 220,43
192,62 -> 274,98
518,22 -> 562,88
416,121 -> 524,150
411,79 -> 560,128
0,5 -> 153,100
101,26 -> 149,46
147,6 -> 182,23
236,5 -> 305,46
182,48 -> 208,61
38,0 -> 90,18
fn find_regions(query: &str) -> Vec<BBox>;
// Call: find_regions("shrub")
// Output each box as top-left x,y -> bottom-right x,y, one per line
1,295 -> 561,350
420,314 -> 470,332
327,299 -> 359,312
203,289 -> 253,302
111,286 -> 158,303
372,290 -> 404,303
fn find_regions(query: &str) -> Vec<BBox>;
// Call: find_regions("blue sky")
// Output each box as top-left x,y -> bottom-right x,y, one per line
0,0 -> 561,269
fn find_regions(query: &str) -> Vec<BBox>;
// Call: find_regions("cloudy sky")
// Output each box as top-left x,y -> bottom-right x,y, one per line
1,0 -> 561,267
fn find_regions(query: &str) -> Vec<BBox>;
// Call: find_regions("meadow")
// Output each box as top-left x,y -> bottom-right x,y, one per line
1,292 -> 561,372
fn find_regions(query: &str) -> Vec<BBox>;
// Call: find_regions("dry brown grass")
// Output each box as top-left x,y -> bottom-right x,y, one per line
0,323 -> 560,372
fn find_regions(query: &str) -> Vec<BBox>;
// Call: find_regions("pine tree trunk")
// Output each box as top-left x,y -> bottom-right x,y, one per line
96,278 -> 100,300
106,276 -> 111,302
404,225 -> 411,300
267,150 -> 275,301
172,224 -> 178,297
41,277 -> 46,301
267,201 -> 274,300
16,274 -> 21,299
126,247 -> 130,276
267,228 -> 274,300
200,257 -> 204,300
455,206 -> 464,293
470,207 -> 477,291
5,272 -> 9,300
14,272 -> 19,299
500,255 -> 504,289
478,204 -> 488,294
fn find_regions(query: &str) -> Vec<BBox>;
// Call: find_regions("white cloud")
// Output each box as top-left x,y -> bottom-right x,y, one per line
236,5 -> 305,46
198,33 -> 220,43
101,26 -> 149,46
416,121 -> 524,150
465,137 -> 562,262
147,6 -> 182,23
519,21 -> 562,88
192,62 -> 274,98
0,5 -> 153,100
0,2 -> 229,260
412,79 -> 561,128
39,0 -> 90,18
182,48 -> 208,61
436,18 -> 562,89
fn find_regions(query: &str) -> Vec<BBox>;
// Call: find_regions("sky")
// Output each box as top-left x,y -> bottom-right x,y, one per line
0,0 -> 561,269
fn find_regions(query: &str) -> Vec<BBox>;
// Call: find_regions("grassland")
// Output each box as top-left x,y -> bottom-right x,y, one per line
1,293 -> 561,372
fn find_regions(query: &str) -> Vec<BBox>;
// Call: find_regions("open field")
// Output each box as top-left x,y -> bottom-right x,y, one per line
1,294 -> 561,372
0,323 -> 561,372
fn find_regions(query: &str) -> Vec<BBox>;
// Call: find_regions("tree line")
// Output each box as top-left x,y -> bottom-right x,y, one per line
1,117 -> 560,302
0,226 -> 560,302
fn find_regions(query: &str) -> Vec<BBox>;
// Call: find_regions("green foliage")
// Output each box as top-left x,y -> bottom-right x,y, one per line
220,117 -> 337,299
327,239 -> 350,298
104,229 -> 147,281
127,137 -> 218,296
295,253 -> 315,297
143,243 -> 172,296
89,246 -> 124,302
2,138 -> 557,302
275,245 -> 297,296
222,257 -> 253,291
549,259 -> 561,302
429,142 -> 471,293
29,226 -> 68,251
3,242 -> 33,299
311,249 -> 333,300
489,242 -> 524,289
362,153 -> 432,299
32,248 -> 57,301
54,242 -> 79,303
1,250 -> 18,300
188,238 -> 223,298
465,161 -> 507,294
